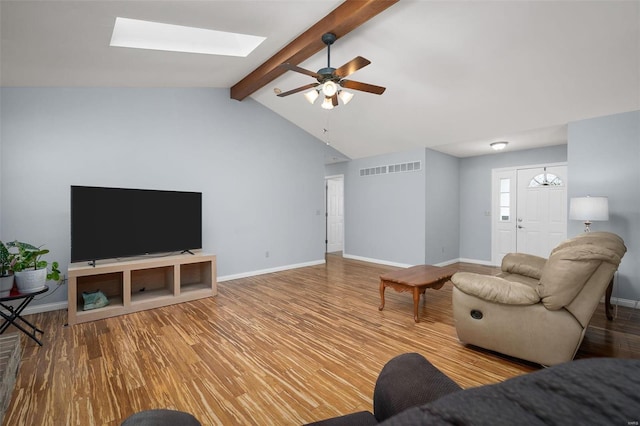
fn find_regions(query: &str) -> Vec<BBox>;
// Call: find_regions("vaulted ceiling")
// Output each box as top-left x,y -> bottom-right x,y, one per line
2,1 -> 638,160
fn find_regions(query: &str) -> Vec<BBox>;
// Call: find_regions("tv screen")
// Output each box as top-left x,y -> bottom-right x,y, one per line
71,186 -> 202,263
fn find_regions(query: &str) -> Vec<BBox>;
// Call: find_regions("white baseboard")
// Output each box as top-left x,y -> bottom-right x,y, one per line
457,257 -> 498,267
343,256 -> 496,268
342,254 -> 496,269
218,259 -> 326,282
22,300 -> 68,316
342,254 -> 412,268
610,297 -> 640,309
433,258 -> 462,267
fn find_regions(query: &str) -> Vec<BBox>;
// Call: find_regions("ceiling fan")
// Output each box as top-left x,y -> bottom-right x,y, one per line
277,33 -> 386,109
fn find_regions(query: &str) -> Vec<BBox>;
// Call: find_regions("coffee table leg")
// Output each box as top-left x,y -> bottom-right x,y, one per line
413,287 -> 421,322
379,280 -> 386,311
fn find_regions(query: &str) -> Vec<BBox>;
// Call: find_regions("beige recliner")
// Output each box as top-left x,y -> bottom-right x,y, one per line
451,232 -> 626,366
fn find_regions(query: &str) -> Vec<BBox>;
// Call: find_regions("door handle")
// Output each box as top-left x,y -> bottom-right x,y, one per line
517,225 -> 524,229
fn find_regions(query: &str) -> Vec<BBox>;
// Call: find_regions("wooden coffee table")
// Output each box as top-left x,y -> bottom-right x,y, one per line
379,265 -> 454,322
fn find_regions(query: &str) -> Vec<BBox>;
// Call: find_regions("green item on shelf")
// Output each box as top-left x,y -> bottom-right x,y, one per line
82,290 -> 109,311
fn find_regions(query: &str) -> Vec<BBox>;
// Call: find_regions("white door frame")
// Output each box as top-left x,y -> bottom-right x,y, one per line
491,162 -> 568,265
325,174 -> 345,253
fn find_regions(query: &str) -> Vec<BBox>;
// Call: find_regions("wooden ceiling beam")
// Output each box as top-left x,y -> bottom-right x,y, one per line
230,0 -> 399,101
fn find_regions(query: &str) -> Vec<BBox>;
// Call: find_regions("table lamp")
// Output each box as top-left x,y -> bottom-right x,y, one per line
569,196 -> 609,232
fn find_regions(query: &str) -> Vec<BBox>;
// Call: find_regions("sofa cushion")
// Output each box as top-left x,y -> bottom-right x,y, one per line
451,272 -> 540,305
373,353 -> 461,422
380,358 -> 640,425
121,409 -> 201,426
305,411 -> 377,426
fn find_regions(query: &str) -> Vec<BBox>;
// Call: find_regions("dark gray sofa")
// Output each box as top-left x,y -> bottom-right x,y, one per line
306,353 -> 640,425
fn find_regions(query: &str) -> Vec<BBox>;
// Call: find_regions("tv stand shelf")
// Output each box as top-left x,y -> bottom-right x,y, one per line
67,253 -> 216,325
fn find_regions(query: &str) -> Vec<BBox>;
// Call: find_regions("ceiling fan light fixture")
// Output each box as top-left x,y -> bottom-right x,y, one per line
304,89 -> 319,104
490,141 -> 509,151
278,32 -> 385,108
322,81 -> 338,97
339,90 -> 354,105
321,96 -> 334,110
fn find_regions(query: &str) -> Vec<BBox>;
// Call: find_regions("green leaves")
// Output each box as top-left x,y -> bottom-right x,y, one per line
1,241 -> 62,284
0,241 -> 10,276
7,241 -> 52,270
47,261 -> 61,283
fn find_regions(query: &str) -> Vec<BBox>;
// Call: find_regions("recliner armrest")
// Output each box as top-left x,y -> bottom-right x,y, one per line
501,253 -> 547,280
451,272 -> 541,305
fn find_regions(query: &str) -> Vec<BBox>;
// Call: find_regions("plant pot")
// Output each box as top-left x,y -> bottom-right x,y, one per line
0,275 -> 14,296
14,268 -> 47,293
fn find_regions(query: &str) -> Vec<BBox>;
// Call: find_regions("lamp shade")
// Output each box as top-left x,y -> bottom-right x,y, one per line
569,196 -> 609,221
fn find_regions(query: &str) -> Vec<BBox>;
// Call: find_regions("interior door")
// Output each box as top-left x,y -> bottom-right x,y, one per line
326,176 -> 344,253
515,166 -> 567,257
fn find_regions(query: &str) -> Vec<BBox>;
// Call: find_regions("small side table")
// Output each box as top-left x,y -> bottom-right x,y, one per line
0,286 -> 48,346
379,265 -> 453,322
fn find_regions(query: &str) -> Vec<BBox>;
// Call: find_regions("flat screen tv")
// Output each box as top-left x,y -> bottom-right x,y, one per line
71,186 -> 202,263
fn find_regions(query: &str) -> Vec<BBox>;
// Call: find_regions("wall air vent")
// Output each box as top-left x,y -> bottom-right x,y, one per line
359,161 -> 421,177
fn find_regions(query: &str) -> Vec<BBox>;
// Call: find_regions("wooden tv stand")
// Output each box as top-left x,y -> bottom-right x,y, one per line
67,253 -> 216,325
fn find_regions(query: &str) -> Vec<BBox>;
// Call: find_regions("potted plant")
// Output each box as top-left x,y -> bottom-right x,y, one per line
8,241 -> 61,292
0,241 -> 14,296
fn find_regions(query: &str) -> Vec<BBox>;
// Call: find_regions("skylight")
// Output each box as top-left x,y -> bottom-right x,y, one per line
110,17 -> 266,57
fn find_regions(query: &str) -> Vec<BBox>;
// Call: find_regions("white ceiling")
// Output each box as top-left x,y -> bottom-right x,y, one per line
2,1 -> 638,160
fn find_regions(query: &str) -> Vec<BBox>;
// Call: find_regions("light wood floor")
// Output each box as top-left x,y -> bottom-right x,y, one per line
4,254 -> 639,425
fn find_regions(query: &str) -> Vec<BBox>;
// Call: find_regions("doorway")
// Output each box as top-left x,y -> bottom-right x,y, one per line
492,163 -> 568,264
325,175 -> 344,253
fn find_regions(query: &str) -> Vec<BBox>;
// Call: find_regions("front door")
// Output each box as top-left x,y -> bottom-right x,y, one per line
492,164 -> 567,264
516,166 -> 567,257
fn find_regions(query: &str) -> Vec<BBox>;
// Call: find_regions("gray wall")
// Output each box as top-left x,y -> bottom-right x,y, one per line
1,88 -> 328,307
344,148 -> 427,265
568,110 -> 640,301
325,161 -> 348,177
425,149 -> 460,264
459,145 -> 568,261
335,148 -> 460,266
341,144 -> 566,266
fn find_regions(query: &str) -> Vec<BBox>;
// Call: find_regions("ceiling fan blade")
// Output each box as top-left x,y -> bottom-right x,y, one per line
332,94 -> 339,107
333,56 -> 371,78
277,83 -> 319,97
280,63 -> 320,79
340,79 -> 386,95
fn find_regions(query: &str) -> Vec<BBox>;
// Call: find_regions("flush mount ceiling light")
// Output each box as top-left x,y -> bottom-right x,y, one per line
110,17 -> 265,57
490,141 -> 509,151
